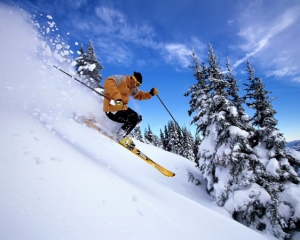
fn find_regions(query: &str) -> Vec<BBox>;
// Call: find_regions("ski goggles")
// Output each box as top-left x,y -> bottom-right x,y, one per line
132,75 -> 141,87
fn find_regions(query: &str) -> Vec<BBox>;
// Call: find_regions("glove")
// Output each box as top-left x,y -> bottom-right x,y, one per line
114,99 -> 124,110
149,88 -> 158,96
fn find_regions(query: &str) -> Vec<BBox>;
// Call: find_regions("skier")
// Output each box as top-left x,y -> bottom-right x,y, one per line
103,71 -> 158,145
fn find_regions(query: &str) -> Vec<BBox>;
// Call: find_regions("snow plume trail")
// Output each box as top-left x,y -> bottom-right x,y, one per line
0,3 -> 102,123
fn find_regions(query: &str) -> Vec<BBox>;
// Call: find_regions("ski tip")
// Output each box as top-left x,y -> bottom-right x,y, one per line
164,172 -> 175,177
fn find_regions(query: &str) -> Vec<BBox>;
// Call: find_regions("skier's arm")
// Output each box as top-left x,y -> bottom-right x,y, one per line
103,77 -> 122,100
132,87 -> 158,100
132,89 -> 153,100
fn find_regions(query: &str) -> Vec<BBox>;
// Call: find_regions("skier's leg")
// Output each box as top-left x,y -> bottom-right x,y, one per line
106,108 -> 142,139
119,109 -> 142,136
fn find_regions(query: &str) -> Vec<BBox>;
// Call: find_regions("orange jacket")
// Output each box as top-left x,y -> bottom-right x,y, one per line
103,75 -> 153,112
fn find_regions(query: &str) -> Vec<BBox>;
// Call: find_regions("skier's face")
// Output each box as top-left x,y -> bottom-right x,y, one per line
131,76 -> 141,89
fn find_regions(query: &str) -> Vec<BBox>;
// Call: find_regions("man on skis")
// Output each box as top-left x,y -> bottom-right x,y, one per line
103,71 -> 158,146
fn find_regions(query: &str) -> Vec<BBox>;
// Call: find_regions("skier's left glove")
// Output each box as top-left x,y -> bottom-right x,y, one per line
114,99 -> 124,110
149,88 -> 158,96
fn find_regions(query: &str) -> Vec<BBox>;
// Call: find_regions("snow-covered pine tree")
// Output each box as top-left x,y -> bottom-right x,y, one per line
185,47 -> 215,193
159,129 -> 167,150
85,40 -> 103,87
180,127 -> 196,161
204,45 -> 256,206
187,44 -> 231,197
225,58 -> 256,145
74,40 -> 103,88
242,60 -> 300,238
152,135 -> 162,148
131,126 -> 144,142
187,46 -> 270,231
193,134 -> 201,165
144,124 -> 154,144
74,43 -> 86,75
185,50 -> 211,136
163,125 -> 170,151
167,120 -> 182,154
226,58 -> 241,108
285,148 -> 300,176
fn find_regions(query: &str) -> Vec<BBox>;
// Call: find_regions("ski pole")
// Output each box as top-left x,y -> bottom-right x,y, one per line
156,95 -> 184,135
53,65 -> 110,100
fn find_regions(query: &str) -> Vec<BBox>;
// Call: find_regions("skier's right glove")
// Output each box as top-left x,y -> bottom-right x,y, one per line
114,99 -> 124,110
149,88 -> 158,96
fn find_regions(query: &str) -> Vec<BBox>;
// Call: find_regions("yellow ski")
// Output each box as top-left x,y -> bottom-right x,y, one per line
80,117 -> 175,177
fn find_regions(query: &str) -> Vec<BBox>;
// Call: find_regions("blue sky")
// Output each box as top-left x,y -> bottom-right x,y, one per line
3,0 -> 300,141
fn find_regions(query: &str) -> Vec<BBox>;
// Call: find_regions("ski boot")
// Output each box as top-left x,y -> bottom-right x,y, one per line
119,136 -> 136,150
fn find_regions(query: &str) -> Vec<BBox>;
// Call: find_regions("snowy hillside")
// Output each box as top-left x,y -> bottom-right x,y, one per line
0,4 -> 293,240
287,140 -> 300,152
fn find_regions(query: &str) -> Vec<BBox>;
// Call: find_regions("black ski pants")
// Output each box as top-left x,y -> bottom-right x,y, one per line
105,108 -> 142,138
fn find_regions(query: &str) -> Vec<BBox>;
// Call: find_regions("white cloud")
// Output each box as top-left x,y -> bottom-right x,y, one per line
292,77 -> 300,83
93,38 -> 133,65
161,37 -> 205,68
266,66 -> 299,78
232,5 -> 300,80
71,6 -> 197,68
238,8 -> 297,53
163,43 -> 192,68
94,7 -> 156,48
95,7 -> 125,30
66,6 -> 157,65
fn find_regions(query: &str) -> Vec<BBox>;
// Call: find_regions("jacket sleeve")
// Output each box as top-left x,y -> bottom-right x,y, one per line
132,89 -> 153,100
103,77 -> 122,100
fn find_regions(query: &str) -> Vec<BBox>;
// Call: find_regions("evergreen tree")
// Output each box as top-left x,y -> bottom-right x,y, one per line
226,58 -> 245,114
159,129 -> 167,150
74,43 -> 86,75
186,46 -> 300,239
187,44 -> 238,198
244,60 -> 278,131
205,45 -> 255,206
74,40 -> 103,88
132,126 -> 144,142
163,125 -> 170,151
187,45 -> 279,236
144,124 -> 154,144
184,50 -> 211,136
167,121 -> 182,154
225,58 -> 253,133
152,135 -> 162,148
242,61 -> 300,238
180,127 -> 195,161
193,134 -> 201,165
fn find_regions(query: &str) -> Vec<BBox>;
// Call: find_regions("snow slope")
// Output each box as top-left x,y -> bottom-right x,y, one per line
0,106 -> 269,240
287,140 -> 300,152
0,4 -> 273,240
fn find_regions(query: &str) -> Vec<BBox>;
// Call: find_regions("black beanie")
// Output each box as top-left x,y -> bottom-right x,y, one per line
133,71 -> 142,84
